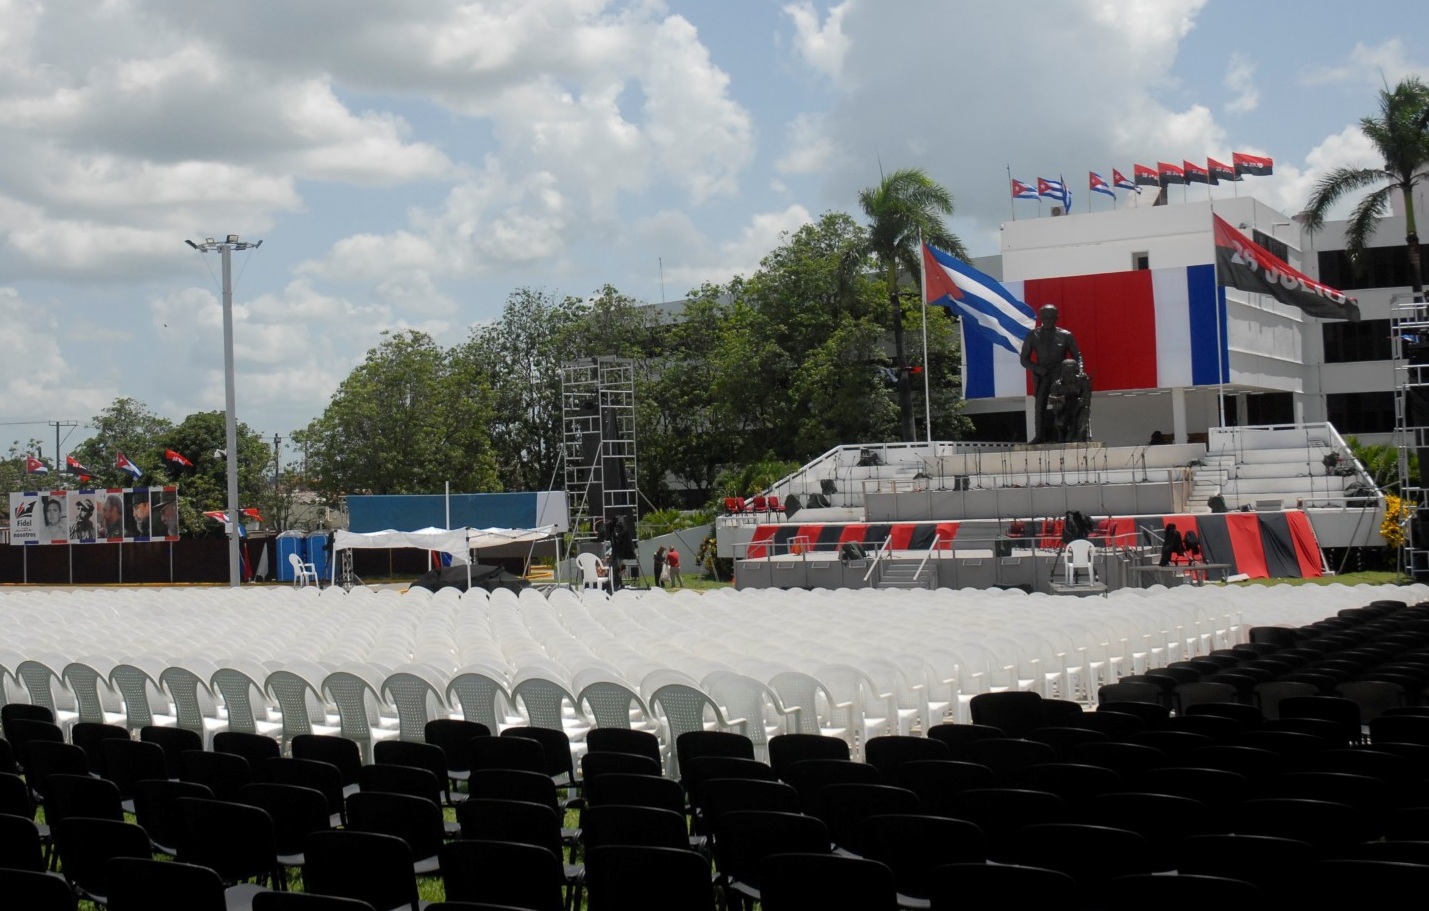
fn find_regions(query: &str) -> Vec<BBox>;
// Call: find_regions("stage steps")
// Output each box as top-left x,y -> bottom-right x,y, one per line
874,561 -> 936,590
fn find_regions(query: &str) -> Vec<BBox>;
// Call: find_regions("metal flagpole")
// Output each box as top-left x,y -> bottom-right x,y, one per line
919,233 -> 934,443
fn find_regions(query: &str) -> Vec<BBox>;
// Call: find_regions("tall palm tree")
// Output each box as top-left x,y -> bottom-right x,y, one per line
1302,76 -> 1429,304
859,168 -> 967,441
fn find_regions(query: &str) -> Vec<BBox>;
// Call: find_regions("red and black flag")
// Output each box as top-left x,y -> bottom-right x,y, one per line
1213,215 -> 1359,321
164,449 -> 194,468
1158,161 -> 1186,186
1208,157 -> 1238,183
65,455 -> 93,481
1133,163 -> 1160,188
1183,160 -> 1213,185
1232,151 -> 1273,177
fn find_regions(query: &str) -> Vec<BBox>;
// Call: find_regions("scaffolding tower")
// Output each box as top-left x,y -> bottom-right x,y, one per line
562,357 -> 639,552
1393,290 -> 1429,579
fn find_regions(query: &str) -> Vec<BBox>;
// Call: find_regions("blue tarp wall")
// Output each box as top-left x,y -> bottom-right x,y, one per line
347,491 -> 569,534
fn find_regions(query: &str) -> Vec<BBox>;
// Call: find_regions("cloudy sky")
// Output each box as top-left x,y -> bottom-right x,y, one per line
3,0 -> 1426,464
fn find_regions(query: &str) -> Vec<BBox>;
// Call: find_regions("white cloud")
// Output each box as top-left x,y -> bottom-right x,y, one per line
648,204 -> 815,291
1303,39 -> 1420,88
0,286 -> 117,424
778,113 -> 839,175
1224,53 -> 1258,114
784,1 -> 851,80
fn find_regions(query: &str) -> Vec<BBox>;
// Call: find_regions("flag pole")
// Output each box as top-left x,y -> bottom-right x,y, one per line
919,232 -> 934,444
1208,207 -> 1227,428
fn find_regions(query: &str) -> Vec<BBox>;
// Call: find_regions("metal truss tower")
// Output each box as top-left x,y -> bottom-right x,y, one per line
1392,291 -> 1429,579
561,357 -> 639,550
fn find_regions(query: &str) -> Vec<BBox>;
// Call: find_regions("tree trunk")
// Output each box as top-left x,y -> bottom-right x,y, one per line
892,288 -> 915,441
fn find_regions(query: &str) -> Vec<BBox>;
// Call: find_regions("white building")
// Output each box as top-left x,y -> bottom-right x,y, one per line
958,189 -> 1422,449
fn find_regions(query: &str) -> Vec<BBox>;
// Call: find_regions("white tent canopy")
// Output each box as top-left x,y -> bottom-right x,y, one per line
330,525 -> 560,587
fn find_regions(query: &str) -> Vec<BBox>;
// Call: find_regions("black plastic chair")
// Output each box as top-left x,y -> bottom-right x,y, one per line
304,829 -> 421,911
780,758 -> 881,816
70,722 -> 130,777
581,804 -> 690,851
924,723 -> 1006,760
132,778 -> 214,856
42,773 -> 125,827
580,750 -> 661,788
1024,726 -> 1108,761
896,760 -> 996,816
965,737 -> 1056,783
710,810 -> 829,910
19,740 -> 88,803
374,739 -> 458,805
1010,822 -> 1154,891
757,851 -> 896,911
141,725 -> 206,779
584,844 -> 716,911
180,748 -> 253,802
239,781 -> 333,873
675,730 -> 755,773
1069,741 -> 1167,779
0,811 -> 47,872
358,762 -> 444,807
0,866 -> 79,911
292,734 -> 362,789
454,798 -> 575,883
1008,762 -> 1121,809
253,894 -> 378,911
1084,792 -> 1213,866
863,734 -> 949,780
346,791 -> 445,876
1107,872 -> 1260,909
969,691 -> 1046,738
767,733 -> 849,779
174,796 -> 284,891
859,814 -> 985,901
100,737 -> 168,806
928,862 -> 1076,911
265,757 -> 347,827
438,839 -> 564,911
946,788 -> 1066,861
698,777 -> 801,828
585,772 -> 685,816
501,726 -> 578,790
213,730 -> 281,778
583,727 -> 662,768
423,718 -> 490,787
1177,833 -> 1317,892
1234,797 -> 1366,853
468,734 -> 546,775
105,857 -> 229,911
52,816 -> 153,906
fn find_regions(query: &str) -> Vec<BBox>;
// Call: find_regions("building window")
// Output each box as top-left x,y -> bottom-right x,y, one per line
1132,252 -> 1149,271
1251,230 -> 1290,263
1317,245 -> 1415,290
1323,318 -> 1392,363
1225,392 -> 1294,427
1326,391 -> 1395,434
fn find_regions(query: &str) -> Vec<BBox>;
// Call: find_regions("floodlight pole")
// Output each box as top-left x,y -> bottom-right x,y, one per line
187,234 -> 262,587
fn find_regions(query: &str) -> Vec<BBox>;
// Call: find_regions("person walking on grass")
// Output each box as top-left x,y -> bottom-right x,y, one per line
652,546 -> 666,589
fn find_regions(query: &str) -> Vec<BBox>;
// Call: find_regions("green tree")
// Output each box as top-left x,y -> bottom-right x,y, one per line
0,439 -> 52,498
158,411 -> 274,535
297,330 -> 501,497
70,397 -> 174,489
858,168 -> 967,441
1303,76 -> 1429,303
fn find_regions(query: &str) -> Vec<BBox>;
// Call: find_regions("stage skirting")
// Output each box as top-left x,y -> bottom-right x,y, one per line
742,511 -> 1323,581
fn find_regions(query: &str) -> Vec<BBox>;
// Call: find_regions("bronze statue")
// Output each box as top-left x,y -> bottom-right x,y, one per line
1019,304 -> 1082,444
1047,360 -> 1092,443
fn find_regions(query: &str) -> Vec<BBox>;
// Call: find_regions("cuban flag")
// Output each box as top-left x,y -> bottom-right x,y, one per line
1011,178 -> 1038,200
25,455 -> 48,474
1037,177 -> 1071,212
116,451 -> 143,480
1113,169 -> 1139,193
65,455 -> 93,480
923,245 -> 1037,398
1089,172 -> 1116,199
949,262 -> 1228,399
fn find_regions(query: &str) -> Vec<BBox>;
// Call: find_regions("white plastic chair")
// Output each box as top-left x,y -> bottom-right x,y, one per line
289,553 -> 319,588
1064,540 -> 1096,585
576,553 -> 614,593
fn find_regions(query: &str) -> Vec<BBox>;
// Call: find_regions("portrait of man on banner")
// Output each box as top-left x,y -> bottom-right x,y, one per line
151,490 -> 180,538
69,493 -> 99,543
126,490 -> 152,537
40,494 -> 67,540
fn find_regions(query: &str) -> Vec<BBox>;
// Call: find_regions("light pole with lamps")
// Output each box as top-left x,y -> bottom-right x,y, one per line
186,235 -> 262,587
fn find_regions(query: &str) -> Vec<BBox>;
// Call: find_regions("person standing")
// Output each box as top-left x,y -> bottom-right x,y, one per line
665,546 -> 683,588
1159,523 -> 1185,567
652,546 -> 666,589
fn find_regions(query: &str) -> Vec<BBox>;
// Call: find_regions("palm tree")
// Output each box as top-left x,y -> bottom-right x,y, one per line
859,168 -> 967,441
1302,75 -> 1429,304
